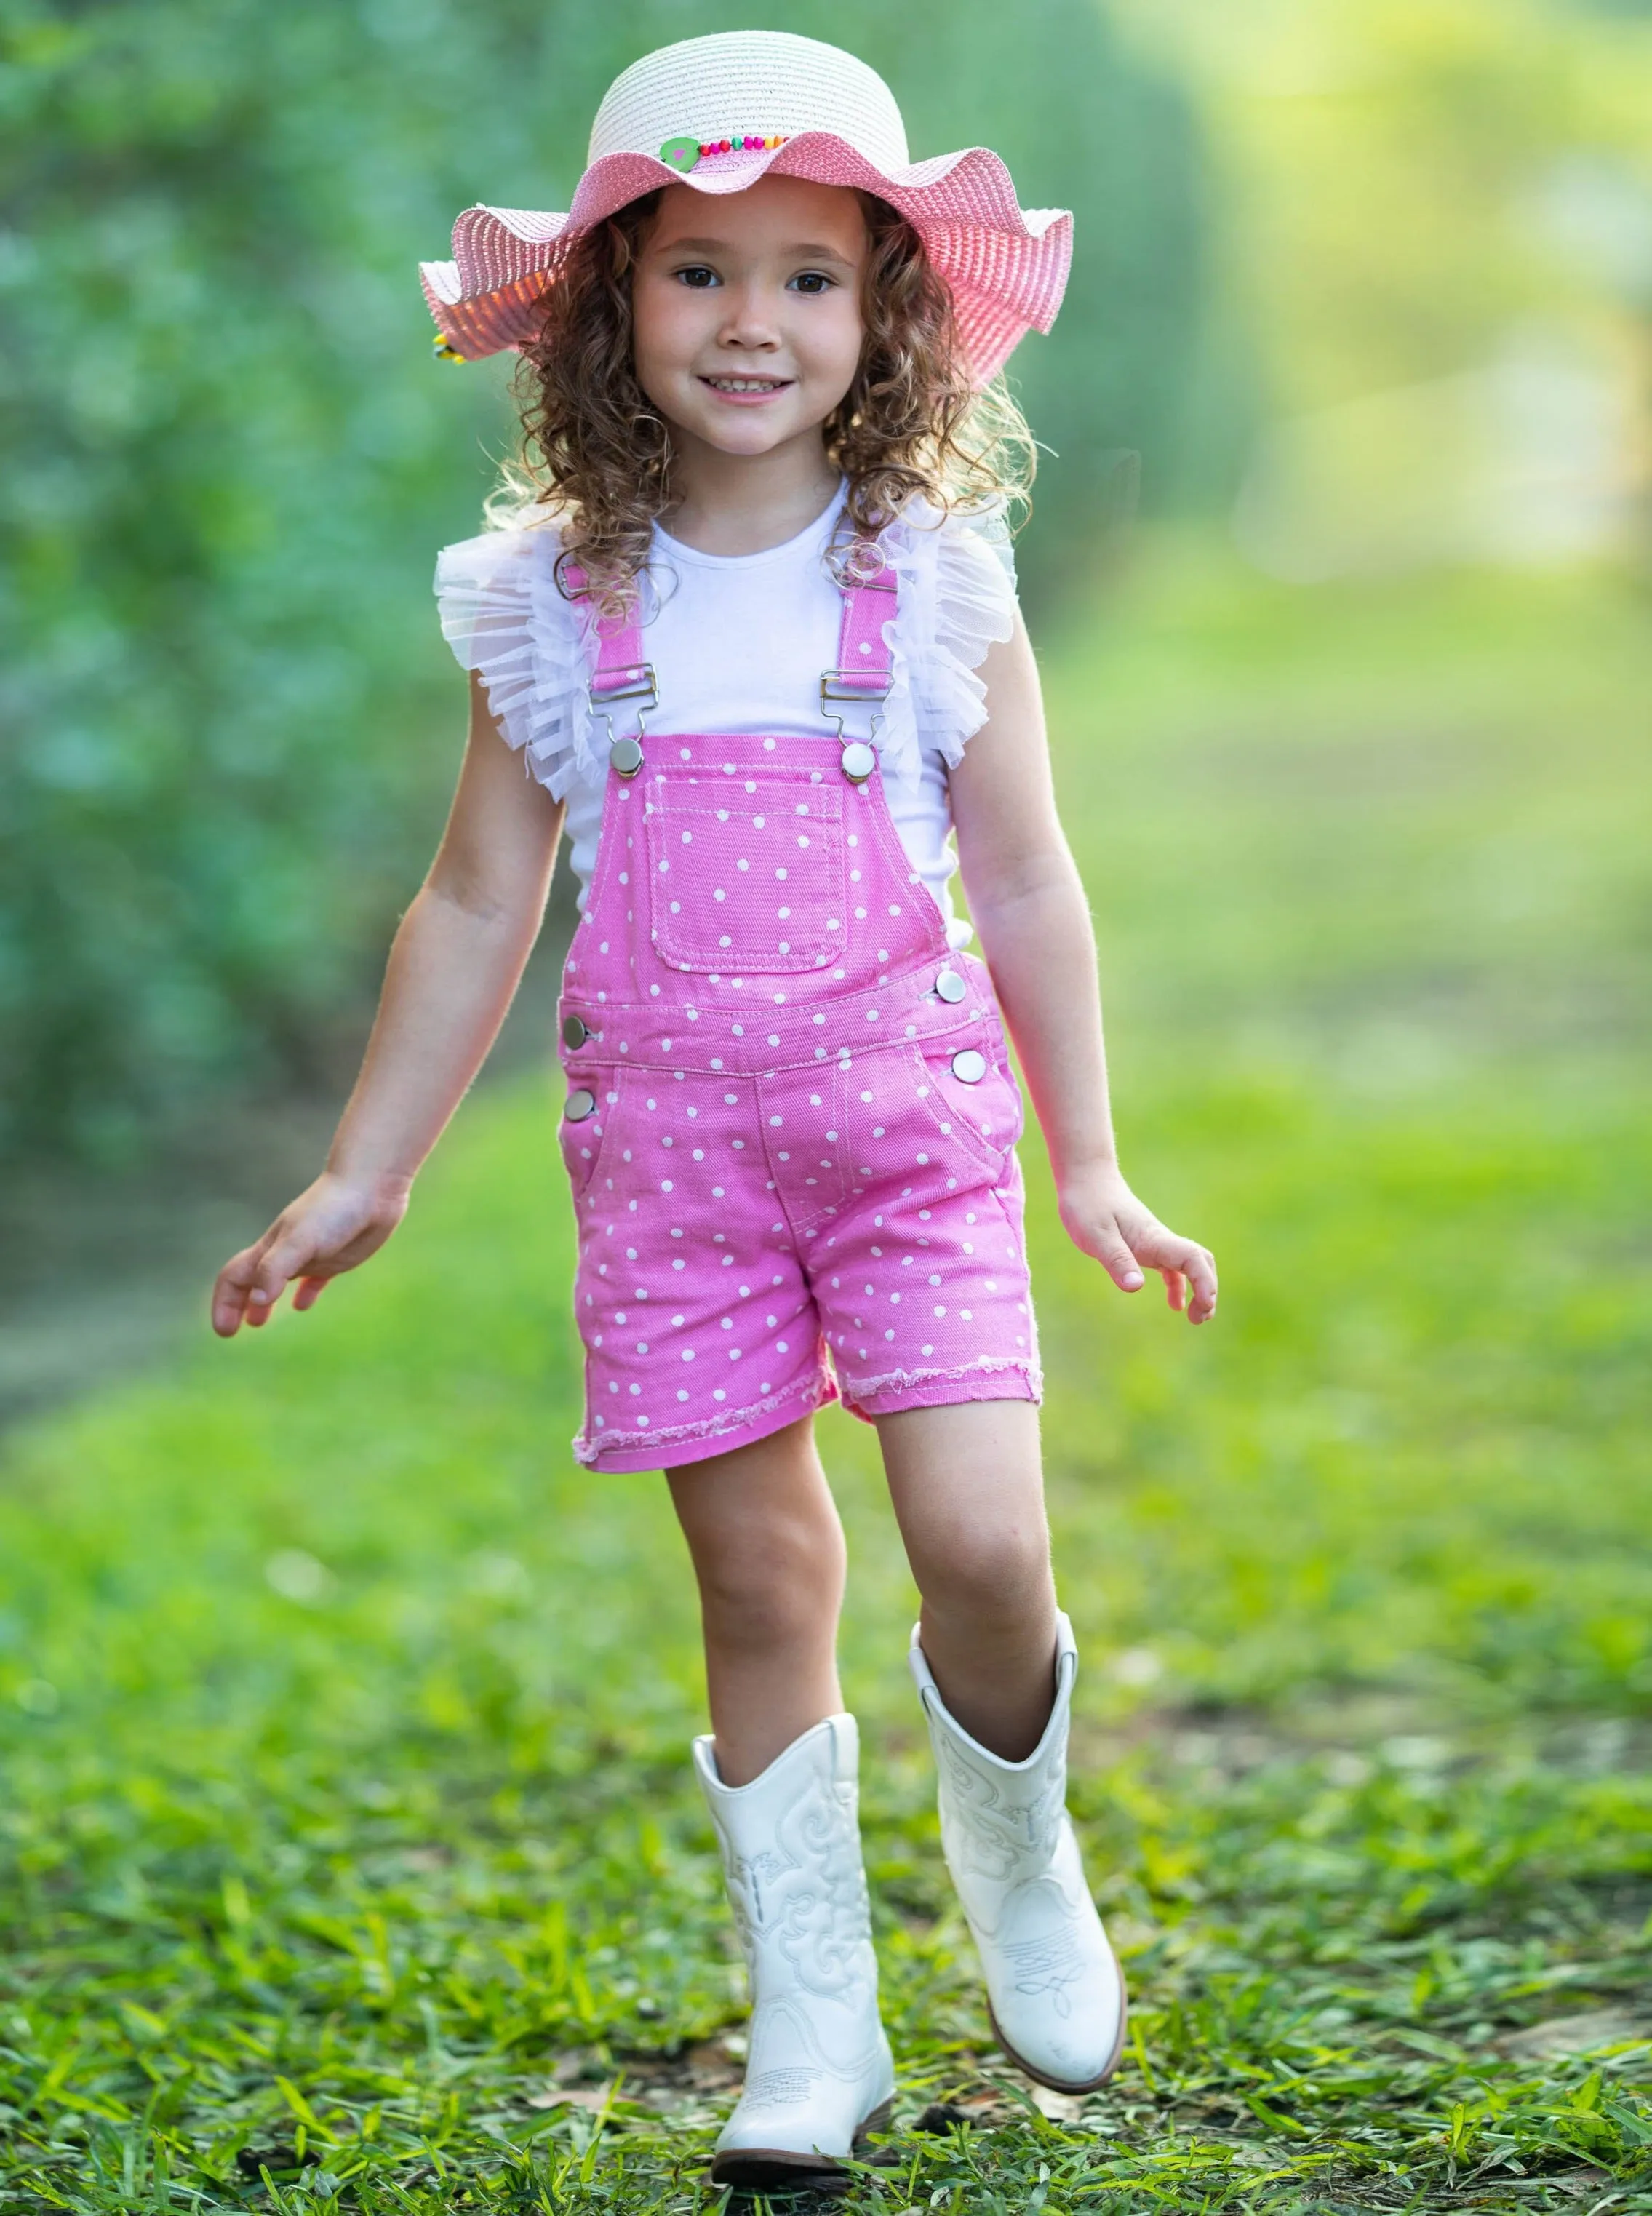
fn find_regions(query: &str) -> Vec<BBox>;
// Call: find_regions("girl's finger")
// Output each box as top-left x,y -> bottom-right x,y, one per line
1161,1267 -> 1186,1312
212,1244 -> 270,1337
1085,1221 -> 1145,1291
1181,1243 -> 1218,1321
245,1239 -> 311,1323
292,1275 -> 330,1312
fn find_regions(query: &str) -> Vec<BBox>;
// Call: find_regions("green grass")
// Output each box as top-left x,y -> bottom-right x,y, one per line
3,543 -> 1651,2213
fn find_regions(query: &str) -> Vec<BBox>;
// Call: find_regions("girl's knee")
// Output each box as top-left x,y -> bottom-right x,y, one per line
914,1518 -> 1053,1631
694,1510 -> 845,1651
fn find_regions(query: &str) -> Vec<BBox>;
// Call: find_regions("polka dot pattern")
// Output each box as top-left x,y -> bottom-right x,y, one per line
560,735 -> 1040,1472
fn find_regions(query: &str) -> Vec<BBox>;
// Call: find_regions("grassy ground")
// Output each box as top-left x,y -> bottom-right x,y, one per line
3,543 -> 1650,2213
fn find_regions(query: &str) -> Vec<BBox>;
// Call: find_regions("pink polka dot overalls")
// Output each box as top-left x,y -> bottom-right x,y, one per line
557,542 -> 1041,1472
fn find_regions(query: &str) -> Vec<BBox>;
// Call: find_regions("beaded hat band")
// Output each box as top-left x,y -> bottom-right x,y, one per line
420,30 -> 1072,388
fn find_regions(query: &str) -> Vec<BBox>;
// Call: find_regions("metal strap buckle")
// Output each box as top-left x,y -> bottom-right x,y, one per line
820,669 -> 887,746
589,663 -> 658,706
820,669 -> 893,707
590,663 -> 657,747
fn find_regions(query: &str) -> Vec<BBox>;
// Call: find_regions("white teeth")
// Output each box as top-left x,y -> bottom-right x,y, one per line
706,376 -> 785,391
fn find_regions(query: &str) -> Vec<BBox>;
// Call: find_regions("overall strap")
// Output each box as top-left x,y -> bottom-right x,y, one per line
823,543 -> 897,712
822,542 -> 896,779
563,561 -> 655,775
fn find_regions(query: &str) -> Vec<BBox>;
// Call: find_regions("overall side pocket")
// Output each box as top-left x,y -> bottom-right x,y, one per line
908,1023 -> 1025,1180
559,1064 -> 624,1206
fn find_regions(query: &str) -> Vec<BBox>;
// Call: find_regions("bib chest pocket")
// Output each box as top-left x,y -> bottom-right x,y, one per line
643,775 -> 848,975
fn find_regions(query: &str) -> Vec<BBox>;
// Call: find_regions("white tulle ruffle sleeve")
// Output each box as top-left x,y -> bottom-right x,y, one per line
877,501 -> 1019,790
432,525 -> 599,800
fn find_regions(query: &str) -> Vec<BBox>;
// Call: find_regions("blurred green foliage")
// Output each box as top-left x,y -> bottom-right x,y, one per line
0,0 -> 1210,1162
1,554 -> 1648,2209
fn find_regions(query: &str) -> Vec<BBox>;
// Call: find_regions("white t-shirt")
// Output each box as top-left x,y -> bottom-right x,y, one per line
434,488 -> 1018,952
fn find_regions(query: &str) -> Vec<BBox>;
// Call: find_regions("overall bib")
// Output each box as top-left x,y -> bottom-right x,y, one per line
556,543 -> 1040,1472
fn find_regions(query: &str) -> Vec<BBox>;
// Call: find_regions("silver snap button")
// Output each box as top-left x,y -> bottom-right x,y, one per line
935,968 -> 967,1004
564,1087 -> 598,1122
562,1013 -> 589,1049
840,740 -> 877,783
609,736 -> 644,777
950,1048 -> 988,1085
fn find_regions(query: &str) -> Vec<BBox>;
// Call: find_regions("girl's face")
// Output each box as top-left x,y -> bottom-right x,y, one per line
631,176 -> 868,461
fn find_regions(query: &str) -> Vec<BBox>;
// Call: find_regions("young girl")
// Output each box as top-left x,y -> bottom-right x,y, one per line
212,31 -> 1216,2192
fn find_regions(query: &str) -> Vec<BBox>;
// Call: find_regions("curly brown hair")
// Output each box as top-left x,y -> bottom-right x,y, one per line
492,188 -> 1034,615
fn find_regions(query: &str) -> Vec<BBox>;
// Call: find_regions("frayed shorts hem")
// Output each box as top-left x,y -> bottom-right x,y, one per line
571,1352 -> 1040,1472
572,1369 -> 839,1475
838,1355 -> 1042,1423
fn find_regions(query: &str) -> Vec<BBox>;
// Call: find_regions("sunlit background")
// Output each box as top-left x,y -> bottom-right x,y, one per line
1,4 -> 1649,2208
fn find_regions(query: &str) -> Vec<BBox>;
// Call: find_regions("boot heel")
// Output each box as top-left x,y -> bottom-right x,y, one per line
854,2095 -> 895,2143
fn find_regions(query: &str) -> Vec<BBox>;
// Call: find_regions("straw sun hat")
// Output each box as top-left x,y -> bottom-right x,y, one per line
420,29 -> 1072,385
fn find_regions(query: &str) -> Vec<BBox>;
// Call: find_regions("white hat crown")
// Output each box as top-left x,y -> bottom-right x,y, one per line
588,30 -> 911,173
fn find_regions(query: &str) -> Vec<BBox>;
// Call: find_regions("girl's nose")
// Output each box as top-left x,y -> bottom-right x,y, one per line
717,285 -> 781,350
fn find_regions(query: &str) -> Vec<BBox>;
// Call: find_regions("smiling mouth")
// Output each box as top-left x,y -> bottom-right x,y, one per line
700,375 -> 791,394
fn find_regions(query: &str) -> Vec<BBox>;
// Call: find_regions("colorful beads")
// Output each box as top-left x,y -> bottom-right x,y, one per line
433,335 -> 464,362
661,132 -> 786,172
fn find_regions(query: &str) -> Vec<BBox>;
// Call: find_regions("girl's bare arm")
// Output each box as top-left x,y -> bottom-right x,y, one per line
949,611 -> 1217,1323
212,676 -> 564,1336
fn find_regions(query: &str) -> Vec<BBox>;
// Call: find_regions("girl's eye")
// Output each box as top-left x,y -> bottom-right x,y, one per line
674,265 -> 719,289
790,271 -> 834,296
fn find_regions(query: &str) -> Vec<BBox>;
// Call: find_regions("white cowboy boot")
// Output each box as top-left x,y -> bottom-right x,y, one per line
909,1612 -> 1127,2092
693,1713 -> 895,2190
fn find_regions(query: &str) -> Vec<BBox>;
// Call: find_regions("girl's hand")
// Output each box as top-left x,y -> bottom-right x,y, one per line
210,1172 -> 411,1337
1058,1161 -> 1218,1324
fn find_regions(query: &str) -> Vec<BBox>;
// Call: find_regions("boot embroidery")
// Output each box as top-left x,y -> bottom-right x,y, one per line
741,2066 -> 822,2110
733,1846 -> 792,1935
937,1737 -> 1065,1881
718,1775 -> 877,2006
1000,1926 -> 1088,2012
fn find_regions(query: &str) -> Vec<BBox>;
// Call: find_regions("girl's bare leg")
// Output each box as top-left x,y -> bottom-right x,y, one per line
667,1414 -> 847,1786
877,1400 -> 1058,1761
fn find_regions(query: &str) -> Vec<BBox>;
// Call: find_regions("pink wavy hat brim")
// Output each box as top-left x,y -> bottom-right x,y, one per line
420,132 -> 1073,386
